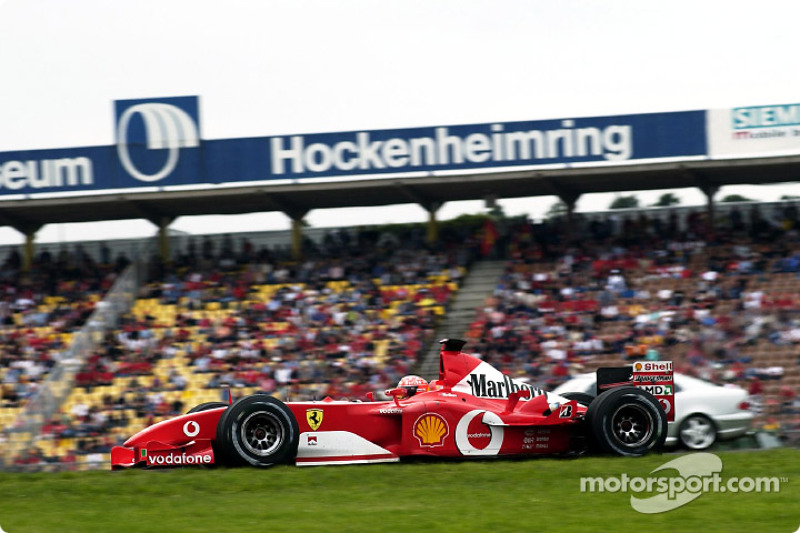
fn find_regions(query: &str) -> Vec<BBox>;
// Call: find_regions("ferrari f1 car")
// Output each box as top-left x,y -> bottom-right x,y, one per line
111,339 -> 674,468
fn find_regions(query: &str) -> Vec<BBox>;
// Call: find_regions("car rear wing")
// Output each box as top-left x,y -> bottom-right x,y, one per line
596,361 -> 675,422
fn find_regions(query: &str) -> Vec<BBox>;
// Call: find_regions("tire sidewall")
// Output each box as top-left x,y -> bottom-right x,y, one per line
588,387 -> 668,457
216,395 -> 299,466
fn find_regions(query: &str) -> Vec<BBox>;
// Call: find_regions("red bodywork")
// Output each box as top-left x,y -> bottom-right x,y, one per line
112,345 -> 589,468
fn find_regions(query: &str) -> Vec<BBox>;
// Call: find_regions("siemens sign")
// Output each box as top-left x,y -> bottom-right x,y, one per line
0,97 -> 706,195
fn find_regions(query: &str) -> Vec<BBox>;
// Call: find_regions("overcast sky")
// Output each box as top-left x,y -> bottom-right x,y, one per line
1,0 -> 799,244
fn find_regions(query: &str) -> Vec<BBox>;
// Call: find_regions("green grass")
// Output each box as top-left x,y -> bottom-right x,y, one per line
0,449 -> 798,533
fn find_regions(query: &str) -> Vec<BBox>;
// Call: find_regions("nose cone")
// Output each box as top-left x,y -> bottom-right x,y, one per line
123,409 -> 224,447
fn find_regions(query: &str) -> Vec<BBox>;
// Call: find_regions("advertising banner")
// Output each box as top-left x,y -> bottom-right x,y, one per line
708,103 -> 800,158
0,96 -> 707,197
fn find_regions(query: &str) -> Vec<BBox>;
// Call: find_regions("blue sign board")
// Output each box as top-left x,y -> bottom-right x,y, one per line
0,96 -> 707,196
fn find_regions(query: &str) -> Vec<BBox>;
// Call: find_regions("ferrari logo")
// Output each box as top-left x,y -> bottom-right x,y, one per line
306,409 -> 323,431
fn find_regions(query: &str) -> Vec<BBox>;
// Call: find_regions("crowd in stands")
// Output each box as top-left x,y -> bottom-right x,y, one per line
3,202 -> 800,469
2,224 -> 480,468
0,243 -> 131,410
466,204 -> 800,440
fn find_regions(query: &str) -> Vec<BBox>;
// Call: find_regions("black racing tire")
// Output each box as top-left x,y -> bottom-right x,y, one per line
559,392 -> 596,407
215,394 -> 299,467
187,402 -> 229,414
586,386 -> 668,457
678,413 -> 717,450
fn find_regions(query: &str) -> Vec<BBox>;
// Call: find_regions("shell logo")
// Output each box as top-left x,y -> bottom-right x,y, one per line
634,362 -> 643,371
413,413 -> 449,448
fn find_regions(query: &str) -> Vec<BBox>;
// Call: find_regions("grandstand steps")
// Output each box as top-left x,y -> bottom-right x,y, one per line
417,260 -> 507,379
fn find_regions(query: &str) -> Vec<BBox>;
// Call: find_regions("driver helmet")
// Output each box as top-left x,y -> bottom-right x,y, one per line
397,375 -> 429,398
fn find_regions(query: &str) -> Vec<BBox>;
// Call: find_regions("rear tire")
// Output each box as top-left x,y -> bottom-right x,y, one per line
215,395 -> 299,467
587,387 -> 667,457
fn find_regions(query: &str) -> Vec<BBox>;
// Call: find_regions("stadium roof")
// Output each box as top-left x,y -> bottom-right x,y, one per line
1,154 -> 799,232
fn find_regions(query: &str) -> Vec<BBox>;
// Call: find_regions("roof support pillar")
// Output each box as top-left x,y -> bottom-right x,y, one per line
157,216 -> 175,264
12,223 -> 42,272
424,202 -> 442,245
23,230 -> 36,272
700,184 -> 719,238
290,217 -> 304,260
558,192 -> 581,244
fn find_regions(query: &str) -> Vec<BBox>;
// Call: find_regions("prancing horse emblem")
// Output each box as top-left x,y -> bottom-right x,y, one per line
306,409 -> 323,431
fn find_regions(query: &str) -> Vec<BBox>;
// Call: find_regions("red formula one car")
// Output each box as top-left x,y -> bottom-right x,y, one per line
111,339 -> 673,469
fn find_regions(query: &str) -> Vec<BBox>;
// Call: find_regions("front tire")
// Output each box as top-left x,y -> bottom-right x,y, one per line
679,414 -> 717,450
587,387 -> 667,457
215,395 -> 299,466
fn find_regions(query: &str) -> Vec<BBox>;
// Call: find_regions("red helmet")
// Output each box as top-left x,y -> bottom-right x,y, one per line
396,375 -> 429,397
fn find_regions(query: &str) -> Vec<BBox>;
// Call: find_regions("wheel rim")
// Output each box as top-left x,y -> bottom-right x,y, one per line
610,403 -> 654,448
240,411 -> 284,456
680,416 -> 715,450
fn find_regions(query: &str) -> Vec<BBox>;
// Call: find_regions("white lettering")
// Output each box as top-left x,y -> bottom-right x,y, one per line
146,452 -> 212,466
382,138 -> 409,168
464,133 -> 491,163
356,132 -> 385,170
436,127 -> 464,165
332,141 -> 358,171
268,122 -> 635,175
409,136 -> 436,166
2,161 -> 27,190
603,125 -> 632,160
271,136 -> 304,174
0,157 -> 93,190
304,143 -> 333,172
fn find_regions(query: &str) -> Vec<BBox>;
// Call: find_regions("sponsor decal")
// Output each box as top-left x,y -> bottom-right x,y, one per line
307,435 -> 318,446
522,428 -> 551,449
146,452 -> 212,466
733,104 -> 800,130
466,373 -> 543,399
659,398 -> 673,415
140,449 -> 147,458
183,420 -> 200,437
439,392 -> 457,398
306,408 -> 324,431
413,413 -> 449,448
639,385 -> 673,396
559,404 -> 573,418
634,362 -> 672,372
455,410 -> 504,455
379,408 -> 403,414
633,374 -> 672,383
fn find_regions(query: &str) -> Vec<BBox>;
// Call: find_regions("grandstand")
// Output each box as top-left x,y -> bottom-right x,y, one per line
0,229 -> 472,469
2,203 -> 800,470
